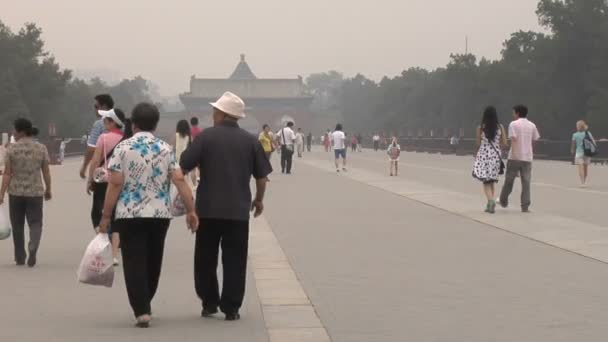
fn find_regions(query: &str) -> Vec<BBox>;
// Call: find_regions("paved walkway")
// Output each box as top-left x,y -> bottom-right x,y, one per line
2,150 -> 608,341
262,149 -> 608,341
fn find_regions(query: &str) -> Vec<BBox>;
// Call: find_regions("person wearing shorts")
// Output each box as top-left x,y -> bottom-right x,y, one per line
331,124 -> 347,172
571,120 -> 595,187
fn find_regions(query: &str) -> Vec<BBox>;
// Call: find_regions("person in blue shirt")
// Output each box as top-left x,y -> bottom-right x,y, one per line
80,94 -> 113,179
571,120 -> 596,187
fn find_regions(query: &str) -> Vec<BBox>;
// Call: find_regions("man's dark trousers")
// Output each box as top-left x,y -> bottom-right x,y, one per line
195,218 -> 249,314
280,145 -> 294,173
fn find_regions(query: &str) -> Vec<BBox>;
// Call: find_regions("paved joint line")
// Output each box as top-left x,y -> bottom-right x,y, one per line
300,157 -> 608,266
250,215 -> 332,342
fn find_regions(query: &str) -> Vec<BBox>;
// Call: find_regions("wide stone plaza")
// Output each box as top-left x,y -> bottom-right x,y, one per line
2,148 -> 608,341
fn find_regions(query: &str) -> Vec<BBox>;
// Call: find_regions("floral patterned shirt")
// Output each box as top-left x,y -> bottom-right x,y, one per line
108,132 -> 176,219
5,139 -> 50,197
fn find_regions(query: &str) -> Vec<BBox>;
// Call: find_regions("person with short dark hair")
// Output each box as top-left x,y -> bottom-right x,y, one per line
332,124 -> 347,172
277,122 -> 296,174
499,105 -> 540,212
98,102 -> 198,327
306,132 -> 312,152
0,118 -> 52,267
190,116 -> 202,140
180,92 -> 272,321
259,124 -> 275,160
80,94 -> 114,179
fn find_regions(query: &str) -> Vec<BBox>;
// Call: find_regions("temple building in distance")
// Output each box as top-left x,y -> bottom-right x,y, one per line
180,54 -> 313,132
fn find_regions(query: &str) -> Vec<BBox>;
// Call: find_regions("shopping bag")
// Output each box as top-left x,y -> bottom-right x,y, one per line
170,185 -> 187,217
77,234 -> 114,287
0,205 -> 11,240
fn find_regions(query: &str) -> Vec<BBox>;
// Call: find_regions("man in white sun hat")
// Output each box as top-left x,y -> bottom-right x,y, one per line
180,91 -> 273,321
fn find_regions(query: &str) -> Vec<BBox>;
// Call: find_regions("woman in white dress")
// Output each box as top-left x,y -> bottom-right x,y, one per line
175,120 -> 191,163
472,106 -> 507,213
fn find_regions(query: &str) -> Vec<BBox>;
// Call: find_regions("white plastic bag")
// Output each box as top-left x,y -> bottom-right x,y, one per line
170,185 -> 186,217
77,234 -> 114,287
0,205 -> 11,240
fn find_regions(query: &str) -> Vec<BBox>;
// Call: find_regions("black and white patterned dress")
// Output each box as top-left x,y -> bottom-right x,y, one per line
472,128 -> 502,183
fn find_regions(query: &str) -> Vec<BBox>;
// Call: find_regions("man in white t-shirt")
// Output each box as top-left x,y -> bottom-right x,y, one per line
277,122 -> 296,174
332,124 -> 347,172
499,105 -> 540,212
373,134 -> 380,151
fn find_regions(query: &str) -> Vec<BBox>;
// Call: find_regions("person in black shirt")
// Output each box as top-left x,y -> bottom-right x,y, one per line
179,92 -> 272,321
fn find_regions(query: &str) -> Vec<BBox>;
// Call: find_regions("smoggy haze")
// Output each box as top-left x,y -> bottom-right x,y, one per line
3,0 -> 541,95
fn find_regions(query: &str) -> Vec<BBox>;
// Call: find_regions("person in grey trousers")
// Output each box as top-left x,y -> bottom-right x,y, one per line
0,118 -> 52,267
499,105 -> 540,212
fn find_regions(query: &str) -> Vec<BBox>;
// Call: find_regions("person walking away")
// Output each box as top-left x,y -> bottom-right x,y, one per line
295,128 -> 305,158
278,122 -> 296,174
259,124 -> 275,160
450,135 -> 460,154
571,120 -> 596,187
175,119 -> 192,162
356,133 -> 363,152
332,124 -> 347,172
387,137 -> 401,176
59,139 -> 66,163
472,106 -> 508,213
190,117 -> 202,140
99,103 -> 198,328
351,135 -> 358,152
0,118 -> 52,267
180,91 -> 272,321
324,130 -> 332,152
87,109 -> 131,265
499,105 -> 540,212
306,132 -> 312,152
190,117 -> 202,185
80,94 -> 113,179
373,133 -> 380,151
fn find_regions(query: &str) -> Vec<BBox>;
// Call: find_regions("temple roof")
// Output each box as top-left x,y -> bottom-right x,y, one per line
182,54 -> 312,100
229,54 -> 257,80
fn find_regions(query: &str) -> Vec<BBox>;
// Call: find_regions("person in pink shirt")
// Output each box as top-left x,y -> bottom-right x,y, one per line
190,117 -> 202,140
499,105 -> 540,212
87,108 -> 132,264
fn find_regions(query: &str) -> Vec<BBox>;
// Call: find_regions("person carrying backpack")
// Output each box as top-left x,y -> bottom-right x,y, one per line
571,120 -> 597,188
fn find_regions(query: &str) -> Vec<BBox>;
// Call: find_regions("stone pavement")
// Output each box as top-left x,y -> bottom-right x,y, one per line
262,148 -> 608,342
3,150 -> 608,341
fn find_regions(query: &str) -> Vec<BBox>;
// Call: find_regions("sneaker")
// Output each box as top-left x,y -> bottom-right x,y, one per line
336,169 -> 340,173
113,258 -> 119,266
342,168 -> 347,172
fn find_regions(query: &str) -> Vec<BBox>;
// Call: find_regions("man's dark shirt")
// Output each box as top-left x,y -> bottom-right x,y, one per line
180,120 -> 272,221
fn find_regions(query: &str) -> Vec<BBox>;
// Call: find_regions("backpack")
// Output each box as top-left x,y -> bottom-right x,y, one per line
583,131 -> 598,157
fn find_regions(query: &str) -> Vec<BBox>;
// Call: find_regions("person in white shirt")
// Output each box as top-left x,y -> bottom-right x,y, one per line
332,124 -> 347,172
277,122 -> 296,174
499,105 -> 540,212
373,134 -> 380,151
295,128 -> 305,158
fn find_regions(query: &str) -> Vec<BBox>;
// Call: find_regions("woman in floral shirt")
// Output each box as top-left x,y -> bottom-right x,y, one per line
99,103 -> 198,328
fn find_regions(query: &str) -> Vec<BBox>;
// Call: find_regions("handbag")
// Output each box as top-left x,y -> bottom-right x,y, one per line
281,128 -> 294,153
489,141 -> 505,175
93,136 -> 109,183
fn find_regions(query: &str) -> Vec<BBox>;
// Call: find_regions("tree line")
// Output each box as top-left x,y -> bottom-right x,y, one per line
307,0 -> 608,140
0,21 -> 156,138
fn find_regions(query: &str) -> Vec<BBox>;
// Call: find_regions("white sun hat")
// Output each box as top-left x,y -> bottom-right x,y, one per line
210,91 -> 246,119
98,109 -> 124,127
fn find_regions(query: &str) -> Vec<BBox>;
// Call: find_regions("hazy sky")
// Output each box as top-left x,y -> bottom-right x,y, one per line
3,0 -> 541,96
